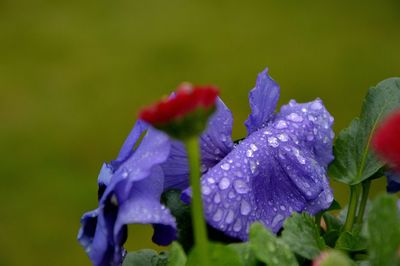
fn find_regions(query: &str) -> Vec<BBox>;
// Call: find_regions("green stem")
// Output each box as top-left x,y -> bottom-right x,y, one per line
315,212 -> 322,233
356,180 -> 371,225
185,137 -> 209,265
343,184 -> 361,232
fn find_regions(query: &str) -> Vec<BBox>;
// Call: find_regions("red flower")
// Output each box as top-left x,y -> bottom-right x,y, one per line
139,83 -> 219,139
372,110 -> 400,172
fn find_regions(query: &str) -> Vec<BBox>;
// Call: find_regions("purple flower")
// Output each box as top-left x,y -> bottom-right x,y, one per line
78,100 -> 235,265
78,122 -> 177,265
386,172 -> 400,193
184,68 -> 334,240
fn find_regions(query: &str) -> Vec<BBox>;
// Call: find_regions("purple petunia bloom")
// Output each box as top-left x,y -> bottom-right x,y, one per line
184,68 -> 335,239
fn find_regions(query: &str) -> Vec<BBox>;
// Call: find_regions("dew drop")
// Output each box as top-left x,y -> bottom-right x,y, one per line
280,205 -> 286,211
202,185 -> 211,195
250,144 -> 258,151
271,214 -> 284,228
250,160 -> 257,174
233,180 -> 250,194
311,101 -> 322,110
219,178 -> 230,190
221,163 -> 230,171
207,177 -> 215,184
213,193 -> 221,203
225,210 -> 235,224
287,113 -> 303,122
212,208 -> 223,222
221,135 -> 227,142
246,149 -> 254,158
277,133 -> 289,142
240,200 -> 251,215
275,120 -> 288,129
268,137 -> 279,148
233,219 -> 242,232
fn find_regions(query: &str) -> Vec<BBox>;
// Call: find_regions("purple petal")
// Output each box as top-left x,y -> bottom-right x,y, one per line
386,172 -> 400,193
245,68 -> 280,135
162,98 -> 234,190
79,127 -> 173,266
114,166 -> 177,247
274,99 -> 335,166
199,100 -> 333,240
110,120 -> 148,170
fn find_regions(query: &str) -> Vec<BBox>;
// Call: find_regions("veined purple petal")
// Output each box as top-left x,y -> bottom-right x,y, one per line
199,122 -> 333,240
113,166 -> 177,247
79,127 -> 173,266
274,98 -> 334,166
245,68 -> 280,135
162,98 -> 234,190
110,120 -> 148,170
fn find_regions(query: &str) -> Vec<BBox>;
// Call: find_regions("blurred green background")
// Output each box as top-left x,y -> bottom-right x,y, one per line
1,0 -> 399,265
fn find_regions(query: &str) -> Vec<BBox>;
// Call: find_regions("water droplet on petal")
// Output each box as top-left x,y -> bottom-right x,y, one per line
240,200 -> 251,215
233,180 -> 250,194
202,185 -> 211,195
213,208 -> 223,222
280,205 -> 286,211
233,219 -> 242,232
214,193 -> 221,203
207,177 -> 215,184
275,120 -> 288,129
287,113 -> 303,122
268,137 -> 279,148
225,210 -> 234,224
277,133 -> 289,142
246,149 -> 254,158
250,160 -> 257,174
311,101 -> 322,110
219,178 -> 230,190
250,144 -> 258,151
221,163 -> 230,170
271,214 -> 284,228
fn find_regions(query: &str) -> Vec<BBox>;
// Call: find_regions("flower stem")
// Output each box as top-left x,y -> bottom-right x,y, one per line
356,180 -> 371,225
185,137 -> 209,265
343,184 -> 361,232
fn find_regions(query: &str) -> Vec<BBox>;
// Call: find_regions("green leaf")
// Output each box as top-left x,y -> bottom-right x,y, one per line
322,213 -> 343,247
186,242 -> 242,266
161,190 -> 194,252
229,242 -> 262,266
335,231 -> 367,252
367,194 -> 400,266
318,251 -> 355,266
168,242 -> 187,266
326,199 -> 342,212
329,78 -> 400,185
123,249 -> 169,266
249,223 -> 298,266
280,213 -> 326,260
323,213 -> 343,232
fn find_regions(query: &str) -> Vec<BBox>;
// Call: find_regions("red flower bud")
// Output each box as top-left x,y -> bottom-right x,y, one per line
139,84 -> 219,139
372,110 -> 400,173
